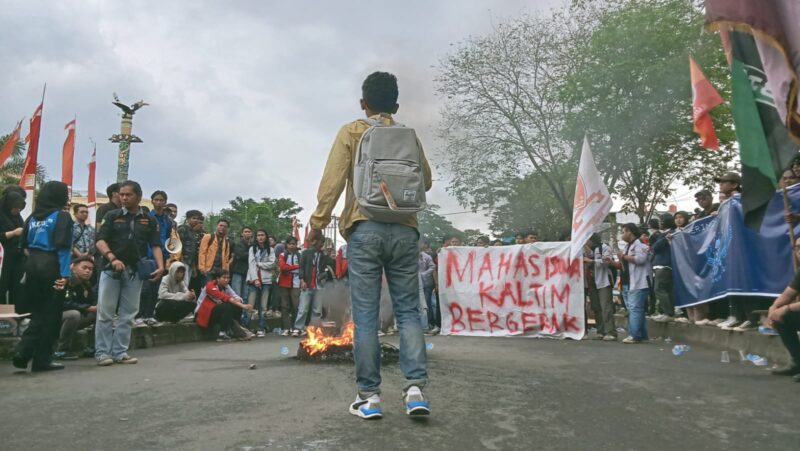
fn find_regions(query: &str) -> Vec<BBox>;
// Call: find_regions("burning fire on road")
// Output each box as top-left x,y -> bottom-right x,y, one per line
296,321 -> 399,363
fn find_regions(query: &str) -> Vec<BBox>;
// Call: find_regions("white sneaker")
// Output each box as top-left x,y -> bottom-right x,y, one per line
404,386 -> 430,416
717,317 -> 737,328
674,317 -> 691,324
733,320 -> 755,332
133,318 -> 146,328
256,330 -> 266,338
721,321 -> 742,331
694,319 -> 711,326
349,394 -> 383,420
654,315 -> 674,323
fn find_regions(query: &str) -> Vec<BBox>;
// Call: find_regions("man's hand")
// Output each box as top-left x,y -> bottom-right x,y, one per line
186,290 -> 196,301
768,305 -> 789,325
242,303 -> 254,312
616,252 -> 625,262
53,278 -> 68,290
12,227 -> 23,237
254,280 -> 262,288
87,306 -> 98,313
582,257 -> 592,263
111,259 -> 126,272
149,267 -> 164,282
300,280 -> 308,290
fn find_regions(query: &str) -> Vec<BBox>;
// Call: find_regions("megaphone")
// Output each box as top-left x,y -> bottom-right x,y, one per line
165,228 -> 182,255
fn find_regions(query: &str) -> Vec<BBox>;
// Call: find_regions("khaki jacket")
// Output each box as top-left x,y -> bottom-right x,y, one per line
198,233 -> 232,273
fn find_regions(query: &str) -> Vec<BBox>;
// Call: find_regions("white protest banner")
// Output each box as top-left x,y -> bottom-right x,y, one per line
438,242 -> 585,339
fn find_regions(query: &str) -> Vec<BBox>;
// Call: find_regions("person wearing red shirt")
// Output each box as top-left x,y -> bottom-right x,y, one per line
277,237 -> 301,335
195,270 -> 253,341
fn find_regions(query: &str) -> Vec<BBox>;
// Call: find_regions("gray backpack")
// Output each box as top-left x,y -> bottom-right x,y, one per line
353,117 -> 426,223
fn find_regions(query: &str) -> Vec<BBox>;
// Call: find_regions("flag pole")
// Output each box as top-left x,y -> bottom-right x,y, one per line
782,186 -> 798,271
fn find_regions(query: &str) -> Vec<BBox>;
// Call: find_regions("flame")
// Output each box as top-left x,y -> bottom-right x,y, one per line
300,321 -> 355,356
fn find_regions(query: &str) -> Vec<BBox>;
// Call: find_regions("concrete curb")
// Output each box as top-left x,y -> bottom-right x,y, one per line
615,314 -> 791,365
0,317 -> 285,360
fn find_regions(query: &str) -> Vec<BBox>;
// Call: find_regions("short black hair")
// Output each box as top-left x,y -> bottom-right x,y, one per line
214,269 -> 231,279
241,226 -> 253,233
72,203 -> 87,214
362,71 -> 399,113
674,211 -> 691,223
186,209 -> 203,219
150,190 -> 168,201
71,255 -> 95,267
524,230 -> 538,237
119,180 -> 142,198
285,236 -> 297,245
515,233 -> 525,239
106,182 -> 120,198
647,218 -> 660,229
217,218 -> 230,226
621,223 -> 640,237
166,203 -> 177,210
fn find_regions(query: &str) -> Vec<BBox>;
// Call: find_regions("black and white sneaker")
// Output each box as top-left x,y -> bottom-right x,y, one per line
349,394 -> 383,420
403,386 -> 430,416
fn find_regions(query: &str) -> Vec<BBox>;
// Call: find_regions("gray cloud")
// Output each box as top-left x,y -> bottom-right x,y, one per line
1,0 -> 562,233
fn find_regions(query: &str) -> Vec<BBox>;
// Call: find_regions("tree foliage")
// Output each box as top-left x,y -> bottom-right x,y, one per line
417,204 -> 465,245
435,0 -> 738,227
562,0 -> 737,222
205,197 -> 303,240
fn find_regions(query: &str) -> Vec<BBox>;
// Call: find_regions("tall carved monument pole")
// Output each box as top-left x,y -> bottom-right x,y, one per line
109,93 -> 148,182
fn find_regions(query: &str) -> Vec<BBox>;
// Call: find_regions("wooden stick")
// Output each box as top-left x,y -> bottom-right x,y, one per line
782,186 -> 797,272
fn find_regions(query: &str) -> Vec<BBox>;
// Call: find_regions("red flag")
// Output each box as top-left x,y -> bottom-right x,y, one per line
690,56 -> 724,150
20,101 -> 43,189
61,119 -> 76,196
0,120 -> 23,167
87,145 -> 97,225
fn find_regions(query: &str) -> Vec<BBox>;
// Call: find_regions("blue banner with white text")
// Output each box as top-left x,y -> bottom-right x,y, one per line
671,185 -> 800,307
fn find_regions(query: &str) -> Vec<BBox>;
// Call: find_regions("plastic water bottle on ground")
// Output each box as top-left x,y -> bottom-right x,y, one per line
738,350 -> 747,364
426,342 -> 434,351
672,344 -> 691,356
757,326 -> 779,336
273,328 -> 282,335
280,346 -> 289,356
720,350 -> 730,363
664,337 -> 672,343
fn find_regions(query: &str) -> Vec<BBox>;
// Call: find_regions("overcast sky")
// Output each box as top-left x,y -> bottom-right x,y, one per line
1,0 -> 572,234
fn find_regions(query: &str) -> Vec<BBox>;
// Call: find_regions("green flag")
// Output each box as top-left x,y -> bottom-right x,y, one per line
729,31 -> 798,229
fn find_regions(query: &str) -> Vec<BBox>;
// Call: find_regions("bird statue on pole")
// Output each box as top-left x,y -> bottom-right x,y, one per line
109,93 -> 148,182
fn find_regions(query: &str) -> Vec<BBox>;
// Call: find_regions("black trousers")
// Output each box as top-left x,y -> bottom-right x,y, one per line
774,309 -> 800,364
0,255 -> 25,311
154,299 -> 197,323
16,255 -> 62,367
210,302 -> 243,335
137,280 -> 159,319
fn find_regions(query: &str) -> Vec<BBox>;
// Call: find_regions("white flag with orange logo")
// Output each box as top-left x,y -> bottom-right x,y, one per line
570,137 -> 612,260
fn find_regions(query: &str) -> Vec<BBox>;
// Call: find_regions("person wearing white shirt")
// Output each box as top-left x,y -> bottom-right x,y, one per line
616,223 -> 651,344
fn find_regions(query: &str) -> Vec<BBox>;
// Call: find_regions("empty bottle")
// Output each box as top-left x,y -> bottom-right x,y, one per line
672,344 -> 691,356
273,328 -> 282,335
280,346 -> 290,356
426,342 -> 434,351
720,350 -> 730,363
738,350 -> 747,363
757,326 -> 778,336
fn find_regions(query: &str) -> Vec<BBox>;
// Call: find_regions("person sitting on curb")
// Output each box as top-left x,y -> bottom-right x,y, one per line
768,236 -> 800,383
195,270 -> 253,341
154,262 -> 197,323
54,256 -> 98,361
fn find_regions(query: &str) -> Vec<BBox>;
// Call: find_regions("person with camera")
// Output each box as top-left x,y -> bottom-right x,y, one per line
93,180 -> 164,367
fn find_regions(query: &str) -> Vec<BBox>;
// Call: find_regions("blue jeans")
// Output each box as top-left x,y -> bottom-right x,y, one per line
95,269 -> 143,359
244,284 -> 269,331
294,289 -> 322,331
625,288 -> 649,340
231,273 -> 249,301
348,221 -> 428,397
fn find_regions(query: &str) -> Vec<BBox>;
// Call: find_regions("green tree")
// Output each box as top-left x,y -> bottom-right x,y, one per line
206,197 -> 303,240
418,204 -> 464,245
0,134 -> 48,187
562,0 -> 737,222
434,9 -> 588,222
488,169 -> 576,241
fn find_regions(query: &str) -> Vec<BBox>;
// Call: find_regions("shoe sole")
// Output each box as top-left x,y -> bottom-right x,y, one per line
406,404 -> 431,416
349,407 -> 383,420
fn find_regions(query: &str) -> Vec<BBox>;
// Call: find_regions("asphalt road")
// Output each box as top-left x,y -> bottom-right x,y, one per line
1,334 -> 798,451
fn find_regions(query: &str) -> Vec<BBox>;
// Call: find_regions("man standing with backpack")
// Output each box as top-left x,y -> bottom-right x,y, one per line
309,71 -> 433,420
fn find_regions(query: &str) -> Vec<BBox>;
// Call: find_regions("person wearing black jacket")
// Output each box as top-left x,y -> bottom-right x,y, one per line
0,186 -> 26,311
230,227 -> 253,301
651,213 -> 676,322
12,181 -> 73,372
55,256 -> 97,360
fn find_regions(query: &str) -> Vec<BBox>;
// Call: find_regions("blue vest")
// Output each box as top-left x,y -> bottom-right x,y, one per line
27,211 -> 71,277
